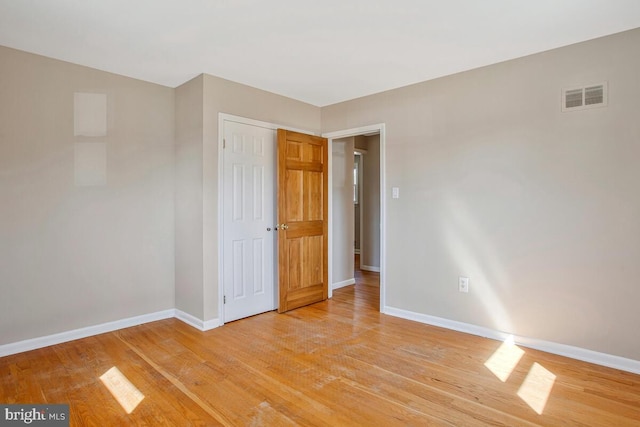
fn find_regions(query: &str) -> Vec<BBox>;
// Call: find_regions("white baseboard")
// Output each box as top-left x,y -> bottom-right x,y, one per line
333,278 -> 356,290
0,309 -> 224,357
361,265 -> 380,272
383,306 -> 640,375
203,318 -> 222,330
8,304 -> 636,375
175,310 -> 221,331
0,309 -> 175,358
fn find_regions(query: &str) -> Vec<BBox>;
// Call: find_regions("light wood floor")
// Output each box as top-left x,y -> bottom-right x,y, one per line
1,260 -> 639,426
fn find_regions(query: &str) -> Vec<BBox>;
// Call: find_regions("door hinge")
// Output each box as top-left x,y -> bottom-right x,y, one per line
223,139 -> 226,149
223,295 -> 226,304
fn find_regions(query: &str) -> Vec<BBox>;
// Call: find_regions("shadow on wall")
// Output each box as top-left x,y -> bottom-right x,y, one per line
441,194 -> 512,332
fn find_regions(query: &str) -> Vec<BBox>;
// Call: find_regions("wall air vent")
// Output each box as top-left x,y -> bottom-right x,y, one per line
562,82 -> 607,112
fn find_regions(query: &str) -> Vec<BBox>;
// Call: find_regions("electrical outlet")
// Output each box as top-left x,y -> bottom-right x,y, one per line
459,277 -> 469,293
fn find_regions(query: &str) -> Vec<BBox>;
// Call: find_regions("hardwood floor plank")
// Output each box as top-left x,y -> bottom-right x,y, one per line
1,258 -> 639,426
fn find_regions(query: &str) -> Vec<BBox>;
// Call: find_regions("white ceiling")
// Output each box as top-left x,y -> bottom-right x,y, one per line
1,0 -> 640,107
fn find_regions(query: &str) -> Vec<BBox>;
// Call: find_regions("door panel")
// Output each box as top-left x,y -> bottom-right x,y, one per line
277,129 -> 328,313
305,171 -> 323,220
252,239 -> 264,293
232,240 -> 245,298
223,121 -> 276,322
285,170 -> 304,221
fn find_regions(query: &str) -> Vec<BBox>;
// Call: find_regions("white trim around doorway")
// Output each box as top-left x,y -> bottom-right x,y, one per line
322,124 -> 387,313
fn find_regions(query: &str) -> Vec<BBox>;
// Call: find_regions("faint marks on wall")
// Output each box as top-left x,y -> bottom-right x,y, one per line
74,92 -> 107,137
74,92 -> 107,186
74,142 -> 106,186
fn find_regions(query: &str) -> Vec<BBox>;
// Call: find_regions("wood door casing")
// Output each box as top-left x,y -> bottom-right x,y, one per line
277,129 -> 328,313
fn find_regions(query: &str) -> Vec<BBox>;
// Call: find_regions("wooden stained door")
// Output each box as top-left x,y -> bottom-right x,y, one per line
277,129 -> 328,313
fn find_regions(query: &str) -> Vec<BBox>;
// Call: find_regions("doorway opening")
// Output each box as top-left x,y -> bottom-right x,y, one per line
324,124 -> 386,313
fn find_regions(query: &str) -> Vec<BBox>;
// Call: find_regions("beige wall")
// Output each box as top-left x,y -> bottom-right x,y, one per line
0,46 -> 320,343
0,46 -> 175,344
175,74 -> 321,323
322,28 -> 640,360
3,27 -> 639,364
175,75 -> 204,318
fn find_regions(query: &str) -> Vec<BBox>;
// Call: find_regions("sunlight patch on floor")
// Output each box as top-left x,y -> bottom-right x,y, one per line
484,337 -> 556,415
100,366 -> 145,414
517,362 -> 556,415
484,336 -> 525,382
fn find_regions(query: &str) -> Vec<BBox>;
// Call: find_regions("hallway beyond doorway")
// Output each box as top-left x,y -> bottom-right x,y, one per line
332,254 -> 380,312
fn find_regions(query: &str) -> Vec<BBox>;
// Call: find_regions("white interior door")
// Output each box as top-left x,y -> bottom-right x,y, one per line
223,120 -> 277,322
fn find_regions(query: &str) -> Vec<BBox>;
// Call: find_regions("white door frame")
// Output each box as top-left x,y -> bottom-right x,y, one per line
323,124 -> 386,312
217,113 -> 316,324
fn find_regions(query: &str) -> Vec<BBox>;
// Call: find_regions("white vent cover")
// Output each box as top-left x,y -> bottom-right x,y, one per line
562,82 -> 607,112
